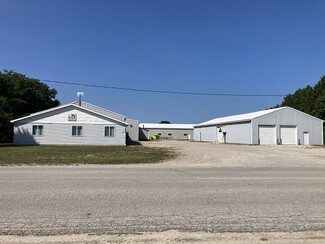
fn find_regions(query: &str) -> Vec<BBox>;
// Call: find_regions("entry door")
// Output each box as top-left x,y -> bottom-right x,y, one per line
259,125 -> 276,145
217,127 -> 225,143
303,132 -> 310,145
280,126 -> 297,145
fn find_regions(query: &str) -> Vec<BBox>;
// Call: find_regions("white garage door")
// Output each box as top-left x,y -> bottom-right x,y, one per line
259,125 -> 276,145
280,126 -> 297,145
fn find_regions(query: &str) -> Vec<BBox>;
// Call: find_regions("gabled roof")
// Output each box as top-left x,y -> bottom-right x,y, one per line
10,101 -> 128,125
139,123 -> 195,129
195,107 -> 285,127
72,101 -> 127,122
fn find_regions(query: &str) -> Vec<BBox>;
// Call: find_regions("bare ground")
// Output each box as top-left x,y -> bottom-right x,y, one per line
144,140 -> 325,168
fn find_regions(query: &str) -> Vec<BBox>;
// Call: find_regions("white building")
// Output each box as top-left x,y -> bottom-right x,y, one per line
139,123 -> 194,140
11,101 -> 139,145
194,107 -> 324,145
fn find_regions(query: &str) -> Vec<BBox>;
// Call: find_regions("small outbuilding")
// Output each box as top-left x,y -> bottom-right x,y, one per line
11,101 -> 139,145
139,123 -> 194,140
194,107 -> 324,145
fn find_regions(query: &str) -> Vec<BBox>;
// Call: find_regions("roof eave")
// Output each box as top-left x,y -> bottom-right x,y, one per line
10,103 -> 128,126
194,119 -> 251,128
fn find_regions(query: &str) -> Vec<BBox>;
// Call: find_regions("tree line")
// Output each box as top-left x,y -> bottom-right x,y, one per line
280,76 -> 325,120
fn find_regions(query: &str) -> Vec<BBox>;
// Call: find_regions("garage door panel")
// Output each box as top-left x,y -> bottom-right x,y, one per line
259,126 -> 276,145
280,126 -> 297,145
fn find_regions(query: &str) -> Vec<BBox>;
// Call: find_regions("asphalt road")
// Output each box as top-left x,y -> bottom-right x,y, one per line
1,164 -> 325,236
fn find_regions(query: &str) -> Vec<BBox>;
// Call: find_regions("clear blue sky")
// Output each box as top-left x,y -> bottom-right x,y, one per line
1,0 -> 324,123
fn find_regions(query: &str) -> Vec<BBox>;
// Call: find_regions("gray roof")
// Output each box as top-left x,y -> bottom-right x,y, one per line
72,101 -> 126,122
195,107 -> 285,127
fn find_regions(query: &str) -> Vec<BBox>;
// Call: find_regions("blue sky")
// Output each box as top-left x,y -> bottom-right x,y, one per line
1,0 -> 324,123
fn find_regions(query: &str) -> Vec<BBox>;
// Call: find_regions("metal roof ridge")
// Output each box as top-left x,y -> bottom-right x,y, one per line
73,101 -> 127,119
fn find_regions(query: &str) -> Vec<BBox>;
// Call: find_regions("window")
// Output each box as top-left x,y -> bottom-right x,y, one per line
72,126 -> 82,136
32,125 -> 43,136
68,114 -> 77,121
184,134 -> 188,136
105,126 -> 115,137
158,133 -> 161,136
168,133 -> 172,136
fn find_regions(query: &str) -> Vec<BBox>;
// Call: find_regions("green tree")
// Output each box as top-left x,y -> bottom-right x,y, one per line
280,76 -> 325,143
159,120 -> 171,124
281,76 -> 325,120
0,70 -> 60,142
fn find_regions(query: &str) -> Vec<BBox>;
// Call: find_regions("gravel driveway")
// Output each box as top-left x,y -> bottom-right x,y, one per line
143,140 -> 325,168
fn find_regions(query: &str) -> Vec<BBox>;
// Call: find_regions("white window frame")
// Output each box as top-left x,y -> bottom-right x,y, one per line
32,125 -> 43,136
105,126 -> 115,137
72,126 -> 83,136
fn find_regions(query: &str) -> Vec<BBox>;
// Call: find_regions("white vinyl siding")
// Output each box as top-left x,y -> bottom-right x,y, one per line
280,126 -> 297,145
105,126 -> 115,137
14,123 -> 126,145
32,125 -> 43,136
258,125 -> 276,145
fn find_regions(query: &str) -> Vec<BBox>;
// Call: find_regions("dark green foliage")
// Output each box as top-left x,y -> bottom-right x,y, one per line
0,70 -> 60,142
281,76 -> 325,142
281,76 -> 325,120
159,120 -> 171,124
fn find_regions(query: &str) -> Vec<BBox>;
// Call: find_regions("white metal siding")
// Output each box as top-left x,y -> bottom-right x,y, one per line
252,107 -> 323,145
280,126 -> 297,145
193,126 -> 217,142
222,123 -> 251,144
145,128 -> 193,140
194,122 -> 251,144
125,119 -> 139,142
258,126 -> 276,145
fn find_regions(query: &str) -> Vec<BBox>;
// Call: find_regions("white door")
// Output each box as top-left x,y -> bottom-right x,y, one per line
217,127 -> 225,143
303,132 -> 310,145
259,125 -> 276,145
280,126 -> 297,145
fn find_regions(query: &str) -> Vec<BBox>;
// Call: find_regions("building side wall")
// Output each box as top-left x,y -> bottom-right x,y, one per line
252,108 -> 323,145
194,122 -> 251,144
125,119 -> 139,142
13,122 -> 126,145
194,126 -> 216,142
223,122 -> 252,144
139,128 -> 193,140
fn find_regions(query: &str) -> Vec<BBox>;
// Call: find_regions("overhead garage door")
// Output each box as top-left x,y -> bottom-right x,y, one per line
280,126 -> 297,145
259,125 -> 276,145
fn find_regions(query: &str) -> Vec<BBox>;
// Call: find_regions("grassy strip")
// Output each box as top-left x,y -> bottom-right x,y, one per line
0,145 -> 176,166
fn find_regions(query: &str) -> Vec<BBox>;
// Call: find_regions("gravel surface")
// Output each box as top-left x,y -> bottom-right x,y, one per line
0,140 -> 324,243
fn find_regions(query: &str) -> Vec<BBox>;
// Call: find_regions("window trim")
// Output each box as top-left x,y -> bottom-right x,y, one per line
72,125 -> 83,137
32,125 -> 44,136
105,126 -> 115,137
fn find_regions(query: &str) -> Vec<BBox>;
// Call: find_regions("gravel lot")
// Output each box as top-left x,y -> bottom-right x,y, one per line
144,140 -> 325,168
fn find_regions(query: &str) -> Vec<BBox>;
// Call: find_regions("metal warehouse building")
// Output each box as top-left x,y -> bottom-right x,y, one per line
194,107 -> 324,145
139,123 -> 194,140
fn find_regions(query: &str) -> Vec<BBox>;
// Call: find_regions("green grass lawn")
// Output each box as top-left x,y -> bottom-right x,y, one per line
0,145 -> 176,166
